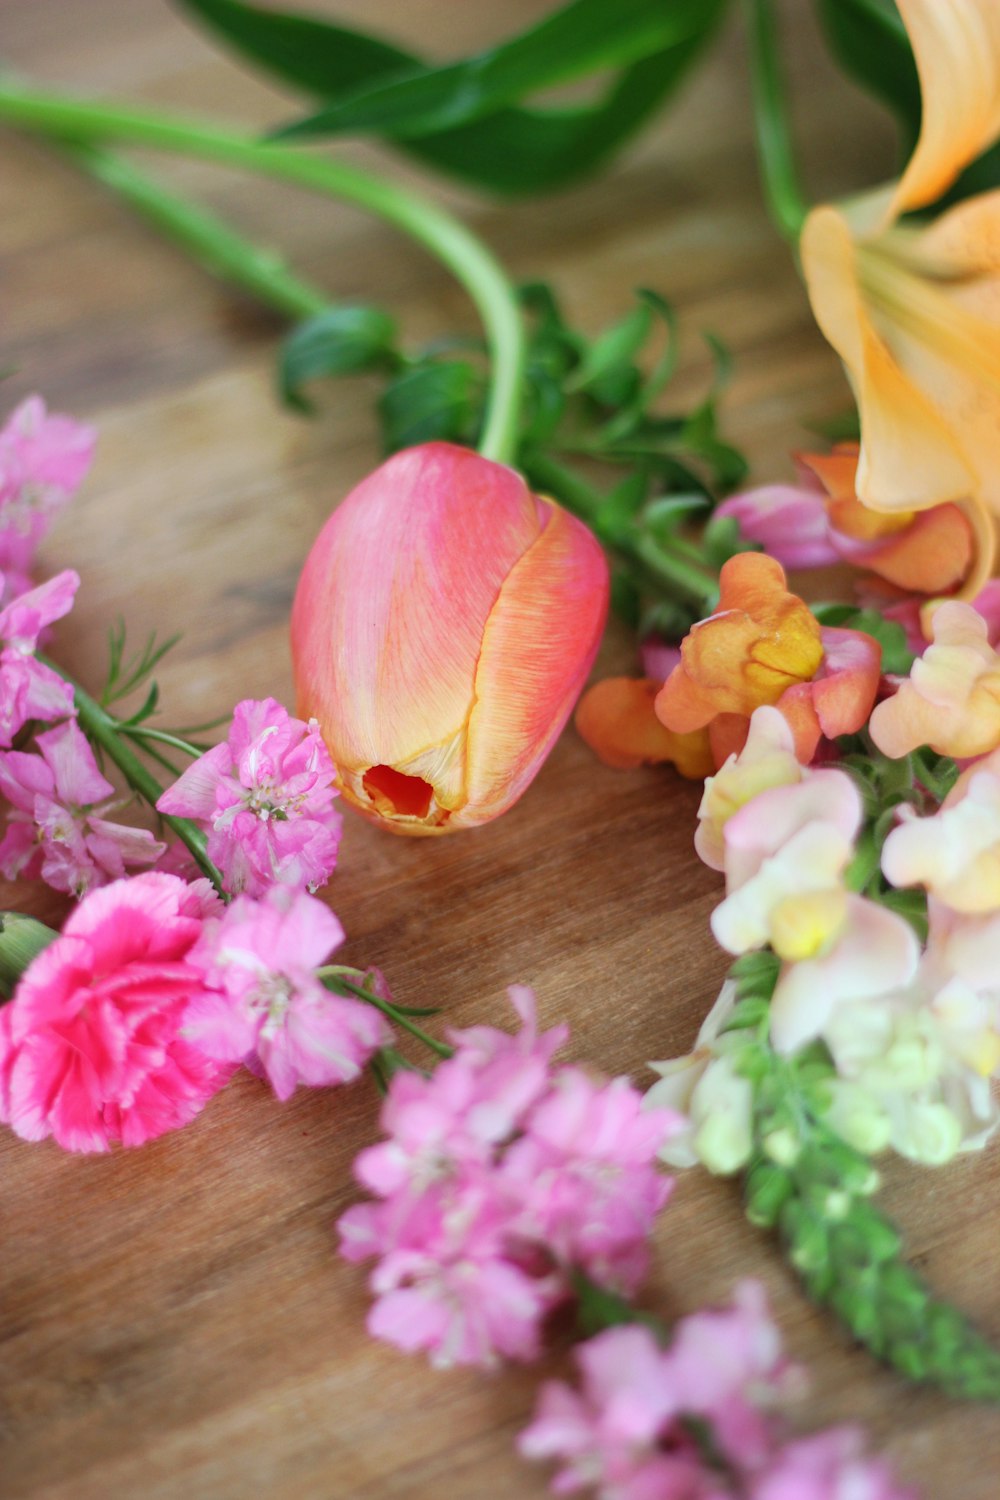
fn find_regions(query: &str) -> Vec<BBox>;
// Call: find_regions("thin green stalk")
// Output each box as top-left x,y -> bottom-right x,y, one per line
525,451 -> 719,608
65,141 -> 328,321
321,971 -> 454,1059
122,725 -> 210,757
742,0 -> 808,242
66,675 -> 226,891
0,78 -> 526,465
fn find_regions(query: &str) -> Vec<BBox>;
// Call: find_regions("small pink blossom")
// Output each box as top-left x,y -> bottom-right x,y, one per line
184,887 -> 387,1099
0,569 -> 78,746
156,697 -> 342,896
0,872 -> 229,1151
752,1428 -> 917,1500
503,1069 -> 677,1292
520,1283 -> 915,1500
339,989 -> 677,1369
0,718 -> 164,895
0,397 -> 95,602
717,483 -> 838,569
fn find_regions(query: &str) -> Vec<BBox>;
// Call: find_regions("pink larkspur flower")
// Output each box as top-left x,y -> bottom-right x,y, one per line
521,1282 -> 913,1500
0,718 -> 164,896
0,569 -> 77,746
0,397 -> 95,603
752,1428 -> 917,1500
504,1069 -> 678,1292
0,872 -> 230,1152
184,887 -> 387,1099
156,697 -> 342,896
339,989 -> 676,1370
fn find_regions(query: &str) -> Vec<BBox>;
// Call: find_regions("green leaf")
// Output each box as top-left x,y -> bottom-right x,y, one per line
814,0 -> 919,143
0,913 -> 59,1000
177,0 -> 730,194
275,0 -> 716,141
377,360 -> 484,452
278,305 -> 399,413
569,300 -> 653,396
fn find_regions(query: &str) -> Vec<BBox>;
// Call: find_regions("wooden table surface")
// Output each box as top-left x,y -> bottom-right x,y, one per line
1,3 -> 997,1497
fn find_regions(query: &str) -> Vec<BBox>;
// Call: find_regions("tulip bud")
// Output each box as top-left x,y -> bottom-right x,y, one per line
291,443 -> 609,834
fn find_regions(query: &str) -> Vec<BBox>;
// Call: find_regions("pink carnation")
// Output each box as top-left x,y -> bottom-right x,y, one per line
0,569 -> 78,746
157,697 -> 342,896
0,396 -> 95,602
339,989 -> 678,1370
0,718 -> 164,895
0,872 -> 229,1152
184,887 -> 388,1099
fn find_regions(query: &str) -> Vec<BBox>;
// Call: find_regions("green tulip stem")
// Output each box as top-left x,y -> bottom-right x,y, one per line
0,77 -> 527,466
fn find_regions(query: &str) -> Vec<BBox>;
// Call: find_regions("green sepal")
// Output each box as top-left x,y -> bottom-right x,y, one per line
0,913 -> 59,1000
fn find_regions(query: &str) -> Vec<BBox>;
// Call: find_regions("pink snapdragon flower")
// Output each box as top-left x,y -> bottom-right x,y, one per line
184,887 -> 387,1099
0,396 -> 95,602
0,718 -> 164,895
0,569 -> 78,746
520,1282 -> 915,1500
0,872 -> 229,1152
339,989 -> 679,1370
157,697 -> 342,896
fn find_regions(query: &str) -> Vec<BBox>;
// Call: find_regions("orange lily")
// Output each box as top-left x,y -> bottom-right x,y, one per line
800,0 -> 1000,562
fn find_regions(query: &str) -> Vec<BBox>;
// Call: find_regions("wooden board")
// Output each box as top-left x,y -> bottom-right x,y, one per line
1,3 -> 996,1496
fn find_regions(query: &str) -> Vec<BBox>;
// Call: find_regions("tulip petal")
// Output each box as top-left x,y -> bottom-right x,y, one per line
891,0 -> 1000,218
460,499 -> 608,825
291,443 -> 542,812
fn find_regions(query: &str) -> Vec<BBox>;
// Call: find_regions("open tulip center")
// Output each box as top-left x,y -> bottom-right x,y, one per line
362,764 -> 436,820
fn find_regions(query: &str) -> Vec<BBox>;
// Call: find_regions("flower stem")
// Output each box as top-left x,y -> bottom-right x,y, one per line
64,141 -> 329,321
320,971 -> 454,1059
524,451 -> 719,609
63,673 -> 226,892
0,78 -> 527,466
742,0 -> 808,242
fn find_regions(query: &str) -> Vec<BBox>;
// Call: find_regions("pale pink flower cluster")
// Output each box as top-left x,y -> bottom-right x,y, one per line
0,873 -> 230,1151
339,987 -> 679,1369
520,1282 -> 915,1500
183,886 -> 389,1099
0,719 -> 164,895
157,697 -> 342,896
0,395 -> 95,604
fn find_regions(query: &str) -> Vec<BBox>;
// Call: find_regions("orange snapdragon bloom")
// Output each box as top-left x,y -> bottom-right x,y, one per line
655,554 -> 881,766
801,0 -> 1000,523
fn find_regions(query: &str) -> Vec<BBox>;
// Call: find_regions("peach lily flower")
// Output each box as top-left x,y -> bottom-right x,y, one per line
801,0 -> 1000,559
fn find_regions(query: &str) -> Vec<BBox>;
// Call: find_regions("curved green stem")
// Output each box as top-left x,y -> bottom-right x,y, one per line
65,141 -> 329,321
65,675 -> 226,892
742,0 -> 808,242
320,971 -> 454,1060
0,78 -> 527,465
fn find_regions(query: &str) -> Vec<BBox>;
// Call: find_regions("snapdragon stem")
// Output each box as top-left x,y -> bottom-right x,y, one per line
61,673 -> 226,892
320,971 -> 454,1060
743,0 -> 808,243
0,78 -> 526,466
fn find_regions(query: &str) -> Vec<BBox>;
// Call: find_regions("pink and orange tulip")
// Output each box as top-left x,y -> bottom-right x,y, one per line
801,0 -> 1000,540
291,442 -> 609,834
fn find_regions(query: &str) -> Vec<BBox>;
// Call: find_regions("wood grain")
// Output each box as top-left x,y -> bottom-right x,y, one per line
0,3 -> 995,1497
